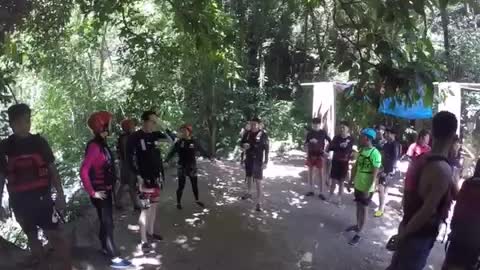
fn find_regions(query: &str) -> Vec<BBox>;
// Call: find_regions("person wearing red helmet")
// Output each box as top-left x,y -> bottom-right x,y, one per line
0,104 -> 71,270
165,124 -> 212,210
115,118 -> 141,211
126,110 -> 175,250
80,111 -> 132,268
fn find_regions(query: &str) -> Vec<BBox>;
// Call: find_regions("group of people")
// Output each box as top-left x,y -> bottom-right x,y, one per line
302,111 -> 480,270
0,105 -> 214,269
0,102 -> 478,270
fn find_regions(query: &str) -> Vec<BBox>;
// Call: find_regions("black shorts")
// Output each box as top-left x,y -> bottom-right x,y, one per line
330,160 -> 349,180
379,171 -> 398,187
354,189 -> 373,206
245,160 -> 263,179
10,194 -> 59,234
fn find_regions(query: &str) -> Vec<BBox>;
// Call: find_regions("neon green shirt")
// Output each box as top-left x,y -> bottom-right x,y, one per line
354,147 -> 382,193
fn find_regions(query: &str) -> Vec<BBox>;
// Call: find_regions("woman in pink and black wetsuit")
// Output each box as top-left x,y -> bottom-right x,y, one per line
80,111 -> 132,269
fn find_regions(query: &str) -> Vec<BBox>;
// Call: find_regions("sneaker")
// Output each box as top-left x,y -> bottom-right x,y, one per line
141,242 -> 153,251
176,204 -> 183,210
148,234 -> 163,241
110,257 -> 132,269
374,210 -> 384,217
349,234 -> 361,246
255,204 -> 262,212
345,225 -> 359,233
196,201 -> 205,208
241,194 -> 252,200
318,194 -> 327,201
305,191 -> 315,197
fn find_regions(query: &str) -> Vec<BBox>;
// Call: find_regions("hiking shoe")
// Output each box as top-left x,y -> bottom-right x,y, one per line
255,204 -> 262,212
148,234 -> 163,241
110,257 -> 132,269
305,191 -> 315,197
318,194 -> 327,201
345,225 -> 359,233
196,201 -> 205,208
176,204 -> 183,210
241,194 -> 252,200
141,242 -> 153,251
349,234 -> 361,246
374,210 -> 384,217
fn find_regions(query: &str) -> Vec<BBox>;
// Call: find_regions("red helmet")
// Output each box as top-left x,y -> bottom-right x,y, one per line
180,124 -> 192,134
87,111 -> 113,134
120,118 -> 136,132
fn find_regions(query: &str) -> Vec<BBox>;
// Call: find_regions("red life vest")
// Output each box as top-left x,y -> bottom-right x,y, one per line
7,153 -> 50,193
402,154 -> 453,236
85,140 -> 116,191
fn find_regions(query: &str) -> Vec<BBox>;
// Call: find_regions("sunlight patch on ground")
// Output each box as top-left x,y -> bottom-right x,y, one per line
128,224 -> 140,231
297,252 -> 313,269
264,164 -> 303,178
174,235 -> 188,244
131,255 -> 162,267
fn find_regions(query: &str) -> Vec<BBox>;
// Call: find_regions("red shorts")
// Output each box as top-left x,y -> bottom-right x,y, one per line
306,156 -> 324,169
142,187 -> 161,203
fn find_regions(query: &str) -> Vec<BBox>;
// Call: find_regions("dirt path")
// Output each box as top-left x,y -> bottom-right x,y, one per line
72,152 -> 446,270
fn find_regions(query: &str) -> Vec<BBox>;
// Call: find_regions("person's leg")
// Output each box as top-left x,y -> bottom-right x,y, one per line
176,170 -> 187,208
243,160 -> 253,199
147,202 -> 158,236
357,203 -> 367,233
25,229 -> 44,264
306,164 -> 315,196
189,174 -> 204,207
329,177 -> 337,198
255,178 -> 263,210
139,207 -> 149,244
100,193 -> 118,258
338,179 -> 345,202
317,163 -> 326,200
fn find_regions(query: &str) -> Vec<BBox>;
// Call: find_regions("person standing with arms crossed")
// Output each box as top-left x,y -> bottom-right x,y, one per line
240,117 -> 269,212
126,110 -> 174,250
304,117 -> 331,200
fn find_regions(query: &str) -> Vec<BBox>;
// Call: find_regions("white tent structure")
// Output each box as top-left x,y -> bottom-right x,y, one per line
301,82 -> 480,137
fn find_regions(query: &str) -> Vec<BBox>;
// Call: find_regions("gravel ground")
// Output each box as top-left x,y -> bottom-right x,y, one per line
68,152 -> 446,270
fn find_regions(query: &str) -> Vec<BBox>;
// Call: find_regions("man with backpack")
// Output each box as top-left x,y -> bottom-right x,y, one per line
346,128 -> 382,246
240,117 -> 269,212
0,104 -> 71,270
304,117 -> 331,200
386,111 -> 458,270
115,118 -> 141,211
375,127 -> 402,217
442,159 -> 480,270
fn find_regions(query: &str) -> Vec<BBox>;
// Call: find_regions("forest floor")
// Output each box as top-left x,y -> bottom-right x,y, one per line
13,151 -> 447,270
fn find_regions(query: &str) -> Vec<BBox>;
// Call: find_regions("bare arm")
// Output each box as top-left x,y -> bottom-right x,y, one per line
401,162 -> 451,237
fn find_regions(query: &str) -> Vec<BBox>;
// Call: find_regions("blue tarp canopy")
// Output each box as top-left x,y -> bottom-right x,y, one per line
379,98 -> 433,120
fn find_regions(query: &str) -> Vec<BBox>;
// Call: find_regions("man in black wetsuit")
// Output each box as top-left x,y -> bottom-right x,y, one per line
115,118 -> 141,211
240,117 -> 269,212
165,124 -> 212,210
126,110 -> 174,250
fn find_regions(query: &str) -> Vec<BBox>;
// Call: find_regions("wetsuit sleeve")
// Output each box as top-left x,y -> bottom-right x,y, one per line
195,139 -> 210,159
80,143 -> 100,197
153,130 -> 174,143
325,132 -> 332,144
263,133 -> 270,164
38,136 -> 55,164
240,132 -> 248,146
126,133 -> 139,175
165,142 -> 179,163
327,137 -> 337,152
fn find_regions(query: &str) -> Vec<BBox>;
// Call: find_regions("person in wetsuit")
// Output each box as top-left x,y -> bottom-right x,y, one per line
115,118 -> 141,211
80,111 -> 132,268
375,127 -> 401,218
126,110 -> 174,250
0,104 -> 71,270
165,124 -> 212,210
240,117 -> 269,212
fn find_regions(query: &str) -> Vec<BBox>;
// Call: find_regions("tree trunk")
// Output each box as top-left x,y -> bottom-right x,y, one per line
440,5 -> 453,80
